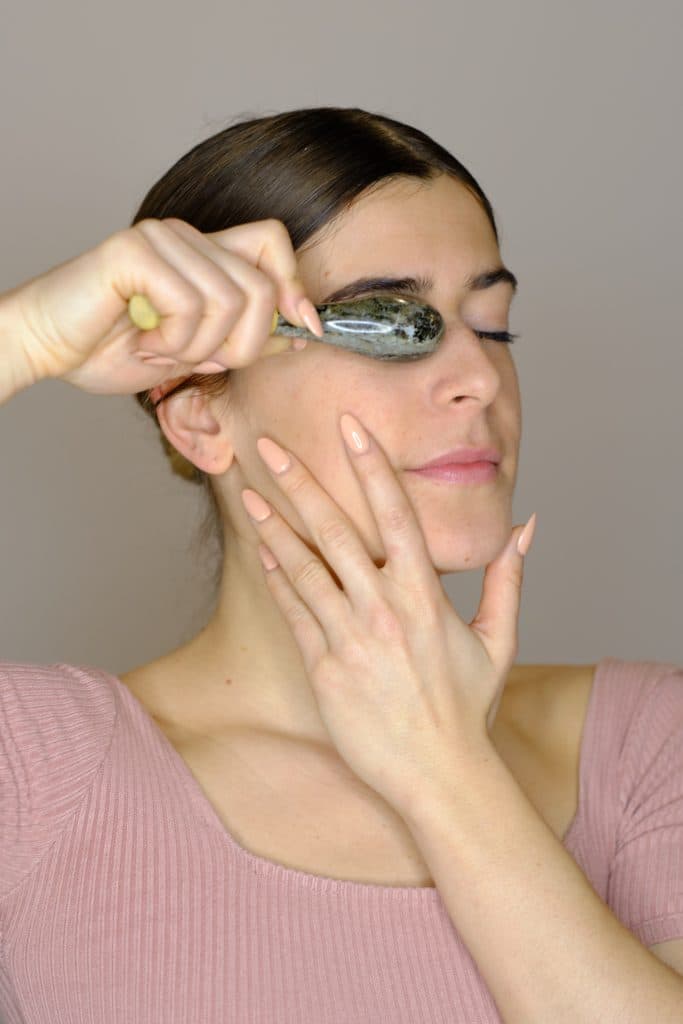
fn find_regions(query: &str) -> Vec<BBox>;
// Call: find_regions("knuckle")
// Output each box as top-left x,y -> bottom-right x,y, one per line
292,557 -> 326,591
218,284 -> 246,316
368,602 -> 404,641
286,472 -> 311,500
316,652 -> 348,691
102,225 -> 146,260
134,218 -> 190,246
121,219 -> 177,257
226,349 -> 252,368
131,217 -> 166,239
507,562 -> 524,590
318,517 -> 350,549
336,629 -> 365,666
154,217 -> 185,236
383,503 -> 412,536
130,217 -> 156,233
252,272 -> 277,306
411,596 -> 441,636
162,216 -> 194,232
287,604 -> 312,629
177,287 -> 204,319
264,217 -> 290,241
264,218 -> 296,259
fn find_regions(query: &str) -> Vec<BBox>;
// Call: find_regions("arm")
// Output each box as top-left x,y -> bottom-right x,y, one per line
403,745 -> 683,1024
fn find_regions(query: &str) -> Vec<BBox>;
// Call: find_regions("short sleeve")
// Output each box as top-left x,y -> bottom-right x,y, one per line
607,665 -> 683,945
0,662 -> 117,901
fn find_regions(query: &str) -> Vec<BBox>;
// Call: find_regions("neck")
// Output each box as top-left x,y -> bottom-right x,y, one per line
151,539 -> 340,745
128,537 -> 528,749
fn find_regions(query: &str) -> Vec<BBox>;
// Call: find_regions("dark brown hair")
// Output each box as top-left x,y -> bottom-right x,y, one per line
130,106 -> 499,594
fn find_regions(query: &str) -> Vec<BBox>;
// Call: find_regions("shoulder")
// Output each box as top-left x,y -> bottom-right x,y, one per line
606,658 -> 683,776
0,661 -> 119,898
504,658 -> 683,751
0,658 -> 118,770
0,659 -> 118,732
602,661 -> 683,947
501,663 -> 596,753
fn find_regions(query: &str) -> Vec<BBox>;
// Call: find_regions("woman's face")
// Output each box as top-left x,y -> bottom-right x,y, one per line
219,172 -> 521,575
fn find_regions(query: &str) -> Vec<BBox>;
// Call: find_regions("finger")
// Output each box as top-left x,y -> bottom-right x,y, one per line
132,219 -> 251,364
470,516 -> 536,667
256,543 -> 329,678
103,225 -> 208,356
139,219 -> 311,368
161,219 -> 310,365
144,338 -> 297,405
205,218 -> 318,331
241,486 -> 353,650
338,414 -> 440,596
186,248 -> 289,369
139,329 -> 295,382
254,437 -> 387,618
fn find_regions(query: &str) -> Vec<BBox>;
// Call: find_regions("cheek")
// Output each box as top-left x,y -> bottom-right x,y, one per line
503,349 -> 521,392
496,355 -> 521,423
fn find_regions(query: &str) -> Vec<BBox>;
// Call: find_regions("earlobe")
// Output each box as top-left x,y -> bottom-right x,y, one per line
156,390 -> 234,476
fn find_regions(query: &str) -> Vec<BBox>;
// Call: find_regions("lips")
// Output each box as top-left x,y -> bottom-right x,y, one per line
410,448 -> 501,470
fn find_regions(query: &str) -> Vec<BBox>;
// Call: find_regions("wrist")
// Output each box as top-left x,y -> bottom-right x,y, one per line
0,289 -> 40,404
400,734 -> 504,832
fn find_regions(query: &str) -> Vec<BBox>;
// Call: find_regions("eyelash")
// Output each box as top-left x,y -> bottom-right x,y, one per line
474,330 -> 519,345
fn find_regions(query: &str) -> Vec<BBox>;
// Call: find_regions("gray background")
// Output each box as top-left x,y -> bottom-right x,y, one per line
1,0 -> 681,676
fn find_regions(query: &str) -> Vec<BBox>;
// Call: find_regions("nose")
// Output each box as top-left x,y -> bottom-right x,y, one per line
428,323 -> 505,407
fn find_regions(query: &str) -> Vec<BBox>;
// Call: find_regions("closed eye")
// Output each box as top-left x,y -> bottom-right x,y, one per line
362,291 -> 519,345
474,330 -> 519,344
337,291 -> 520,346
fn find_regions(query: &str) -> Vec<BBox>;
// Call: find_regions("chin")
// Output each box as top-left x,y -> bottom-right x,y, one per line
425,528 -> 512,574
365,499 -> 512,574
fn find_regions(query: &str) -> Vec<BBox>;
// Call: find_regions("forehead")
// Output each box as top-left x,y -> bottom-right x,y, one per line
299,174 -> 499,290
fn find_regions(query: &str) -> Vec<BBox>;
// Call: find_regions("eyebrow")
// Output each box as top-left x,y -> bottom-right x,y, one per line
321,267 -> 518,304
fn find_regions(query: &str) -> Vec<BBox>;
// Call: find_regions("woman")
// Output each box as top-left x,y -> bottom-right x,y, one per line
1,106 -> 682,1023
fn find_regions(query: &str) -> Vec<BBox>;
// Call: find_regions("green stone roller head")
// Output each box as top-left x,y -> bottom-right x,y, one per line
274,296 -> 444,360
128,294 -> 444,360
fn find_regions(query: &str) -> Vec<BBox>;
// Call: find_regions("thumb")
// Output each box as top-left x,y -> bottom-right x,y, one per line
470,513 -> 537,665
260,333 -> 298,357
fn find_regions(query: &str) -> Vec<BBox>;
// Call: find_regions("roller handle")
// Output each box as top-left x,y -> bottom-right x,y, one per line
128,294 -> 309,339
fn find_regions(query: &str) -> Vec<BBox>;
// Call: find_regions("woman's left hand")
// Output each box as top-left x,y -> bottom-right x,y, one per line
240,411 -> 536,820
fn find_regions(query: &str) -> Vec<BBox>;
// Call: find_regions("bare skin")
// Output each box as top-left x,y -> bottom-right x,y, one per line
120,660 -> 596,887
0,172 -> 597,886
127,174 -> 523,746
119,174 -> 596,886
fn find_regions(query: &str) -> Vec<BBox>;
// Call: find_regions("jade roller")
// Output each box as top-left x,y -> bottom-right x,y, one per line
128,294 -> 445,361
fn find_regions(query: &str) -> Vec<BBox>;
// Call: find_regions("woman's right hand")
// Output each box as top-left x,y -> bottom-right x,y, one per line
1,217 -> 322,400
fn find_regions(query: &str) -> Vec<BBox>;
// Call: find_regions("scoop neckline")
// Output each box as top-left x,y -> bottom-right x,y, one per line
96,658 -> 610,901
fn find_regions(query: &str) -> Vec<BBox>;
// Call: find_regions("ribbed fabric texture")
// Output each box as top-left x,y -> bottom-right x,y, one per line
0,656 -> 682,1023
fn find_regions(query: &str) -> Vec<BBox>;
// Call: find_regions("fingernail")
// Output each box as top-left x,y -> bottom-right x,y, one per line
194,360 -> 228,372
261,335 -> 292,357
340,413 -> 370,454
517,513 -> 537,557
297,298 -> 324,337
241,488 -> 272,522
258,543 -> 279,571
149,375 -> 189,405
138,352 -> 177,366
256,436 -> 291,474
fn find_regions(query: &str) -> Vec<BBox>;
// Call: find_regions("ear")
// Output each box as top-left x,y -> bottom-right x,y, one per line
155,386 -> 234,475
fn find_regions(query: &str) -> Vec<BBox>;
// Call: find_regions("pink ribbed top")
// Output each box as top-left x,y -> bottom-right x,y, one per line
1,656 -> 682,1023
